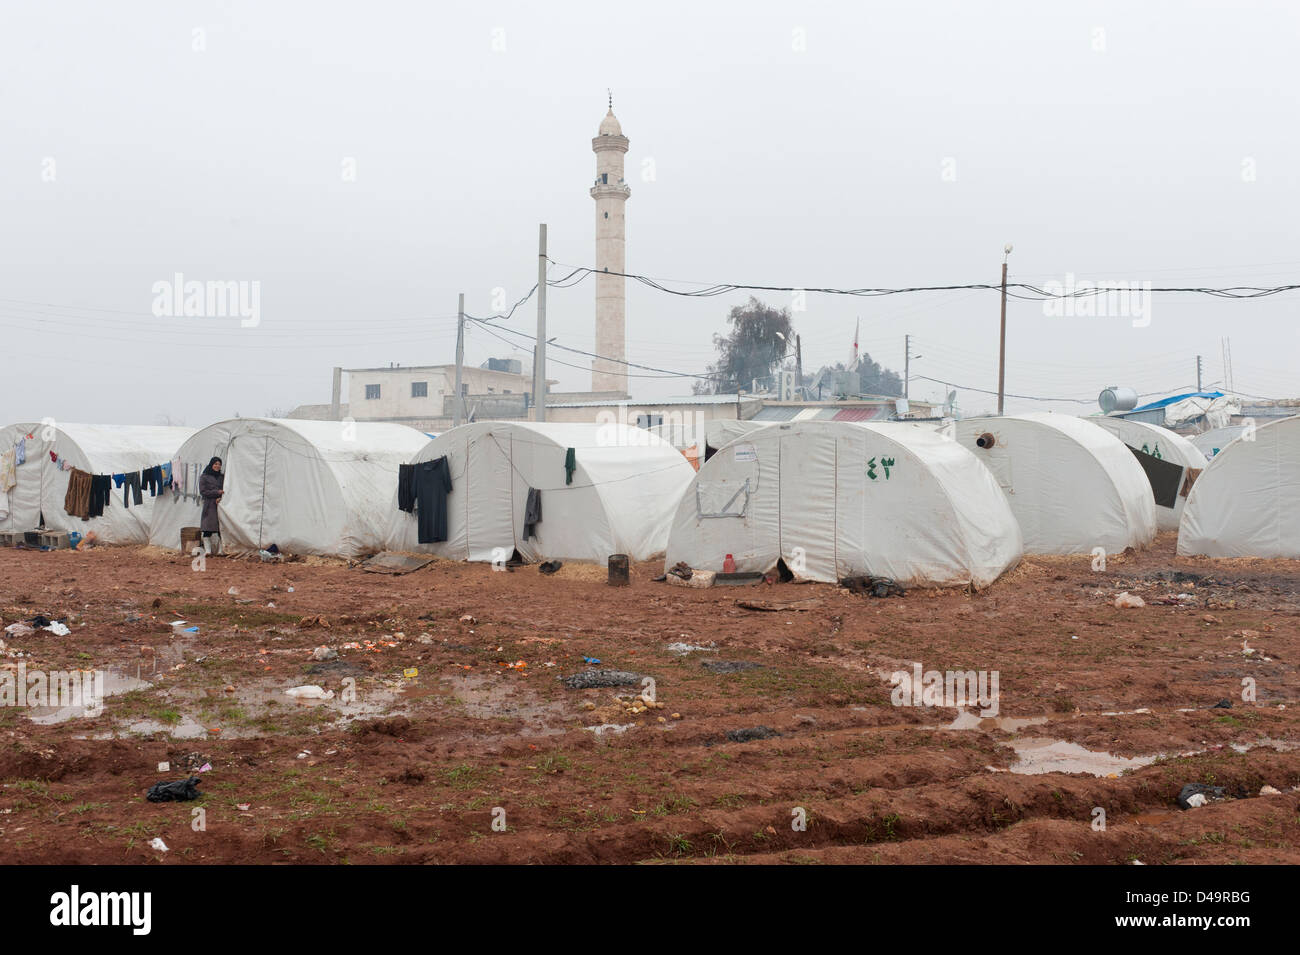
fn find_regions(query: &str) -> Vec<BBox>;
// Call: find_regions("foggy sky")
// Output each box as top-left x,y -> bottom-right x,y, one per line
2,0 -> 1297,427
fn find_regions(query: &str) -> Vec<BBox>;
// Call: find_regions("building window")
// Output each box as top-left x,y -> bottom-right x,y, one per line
601,173 -> 608,184
365,384 -> 381,400
636,414 -> 664,429
503,389 -> 511,395
411,381 -> 428,398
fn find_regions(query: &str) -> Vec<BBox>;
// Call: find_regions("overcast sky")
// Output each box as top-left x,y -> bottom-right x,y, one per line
2,0 -> 1296,426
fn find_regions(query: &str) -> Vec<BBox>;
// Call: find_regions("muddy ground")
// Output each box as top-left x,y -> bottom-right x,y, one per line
1,534 -> 1297,865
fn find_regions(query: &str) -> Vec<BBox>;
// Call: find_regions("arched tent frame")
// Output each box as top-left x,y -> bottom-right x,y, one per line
665,420 -> 1023,588
954,412 -> 1157,555
1083,416 -> 1205,532
149,418 -> 428,557
1178,415 -> 1300,558
0,422 -> 194,544
386,421 -> 695,564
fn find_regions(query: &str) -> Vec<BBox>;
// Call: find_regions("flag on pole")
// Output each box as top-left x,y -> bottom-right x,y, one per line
851,318 -> 860,369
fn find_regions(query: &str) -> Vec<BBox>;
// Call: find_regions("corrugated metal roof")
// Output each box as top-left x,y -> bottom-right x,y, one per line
752,406 -> 802,421
1129,390 -> 1224,413
833,407 -> 890,422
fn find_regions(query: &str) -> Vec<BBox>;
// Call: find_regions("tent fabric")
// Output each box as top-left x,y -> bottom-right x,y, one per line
1083,416 -> 1205,531
665,421 -> 1023,588
1178,415 -> 1300,558
954,413 -> 1156,555
1189,426 -> 1246,461
386,422 -> 695,564
149,418 -> 428,557
0,422 -> 195,543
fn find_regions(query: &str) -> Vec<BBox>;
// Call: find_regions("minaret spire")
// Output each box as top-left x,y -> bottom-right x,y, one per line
590,102 -> 630,396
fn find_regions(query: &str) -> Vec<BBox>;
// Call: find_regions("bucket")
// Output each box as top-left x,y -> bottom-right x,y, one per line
607,554 -> 630,586
181,526 -> 202,554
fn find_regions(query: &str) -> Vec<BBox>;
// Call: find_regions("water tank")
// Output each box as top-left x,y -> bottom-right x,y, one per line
1098,386 -> 1138,414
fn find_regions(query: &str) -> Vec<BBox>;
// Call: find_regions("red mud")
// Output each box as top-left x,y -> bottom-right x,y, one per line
1,534 -> 1297,864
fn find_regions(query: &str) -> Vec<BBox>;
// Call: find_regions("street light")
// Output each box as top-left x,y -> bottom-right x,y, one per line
997,243 -> 1013,415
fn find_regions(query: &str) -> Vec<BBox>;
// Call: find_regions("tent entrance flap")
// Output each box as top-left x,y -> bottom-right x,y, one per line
225,434 -> 270,551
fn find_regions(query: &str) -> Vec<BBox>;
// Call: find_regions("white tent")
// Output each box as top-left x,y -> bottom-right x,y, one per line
149,418 -> 428,557
1083,416 -> 1205,531
386,421 -> 695,564
664,421 -> 1023,588
0,422 -> 194,544
954,413 -> 1156,555
1189,425 -> 1247,461
1178,415 -> 1300,558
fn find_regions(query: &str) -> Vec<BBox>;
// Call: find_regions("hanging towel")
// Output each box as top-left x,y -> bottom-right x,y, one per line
64,468 -> 93,518
523,487 -> 542,540
565,447 -> 576,485
0,448 -> 15,492
15,437 -> 25,466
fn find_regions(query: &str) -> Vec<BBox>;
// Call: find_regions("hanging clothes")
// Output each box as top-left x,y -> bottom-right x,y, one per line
565,447 -> 576,485
397,463 -> 416,513
0,447 -> 15,492
88,474 -> 112,517
413,456 -> 453,544
64,468 -> 93,519
15,437 -> 26,466
143,465 -> 163,496
523,487 -> 542,540
122,471 -> 143,507
161,461 -> 173,488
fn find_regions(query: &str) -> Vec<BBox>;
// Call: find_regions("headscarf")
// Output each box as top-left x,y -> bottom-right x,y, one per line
202,457 -> 224,483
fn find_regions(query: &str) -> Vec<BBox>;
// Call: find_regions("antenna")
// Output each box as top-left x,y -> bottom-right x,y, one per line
607,88 -> 613,110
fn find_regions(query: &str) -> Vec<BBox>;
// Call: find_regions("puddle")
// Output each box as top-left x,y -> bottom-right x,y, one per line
1131,810 -> 1178,826
1007,738 -> 1161,776
433,673 -> 569,736
25,668 -> 153,725
944,711 -> 1049,732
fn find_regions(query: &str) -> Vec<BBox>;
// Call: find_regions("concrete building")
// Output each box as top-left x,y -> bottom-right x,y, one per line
340,364 -> 536,426
590,104 -> 630,396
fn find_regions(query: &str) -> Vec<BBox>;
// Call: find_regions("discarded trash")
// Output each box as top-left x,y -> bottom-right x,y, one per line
42,621 -> 71,636
146,776 -> 202,802
299,614 -> 331,629
29,615 -> 53,628
459,614 -> 476,625
198,763 -> 212,773
737,598 -> 824,612
725,726 -> 780,743
1260,785 -> 1282,796
311,646 -> 337,661
1177,783 -> 1226,810
4,622 -> 34,637
403,667 -> 419,678
563,669 -> 646,689
702,660 -> 765,674
227,586 -> 240,596
840,575 -> 905,598
284,685 -> 334,700
1210,699 -> 1233,709
149,838 -> 169,852
585,723 -> 634,736
157,761 -> 170,772
539,560 -> 563,575
666,642 -> 717,656
1113,592 -> 1146,609
237,803 -> 251,811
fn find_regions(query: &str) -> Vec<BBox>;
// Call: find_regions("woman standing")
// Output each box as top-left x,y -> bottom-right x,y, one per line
200,456 -> 225,555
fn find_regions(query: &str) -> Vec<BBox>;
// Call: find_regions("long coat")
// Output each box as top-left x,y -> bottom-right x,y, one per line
199,470 -> 224,533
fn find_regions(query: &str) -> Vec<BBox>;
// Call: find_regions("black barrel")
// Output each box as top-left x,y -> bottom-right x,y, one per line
608,554 -> 630,586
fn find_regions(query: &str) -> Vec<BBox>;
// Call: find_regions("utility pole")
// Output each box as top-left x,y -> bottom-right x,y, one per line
795,334 -> 803,397
904,334 -> 911,400
1196,354 -> 1202,392
997,244 -> 1013,415
534,223 -> 548,422
453,293 -> 465,427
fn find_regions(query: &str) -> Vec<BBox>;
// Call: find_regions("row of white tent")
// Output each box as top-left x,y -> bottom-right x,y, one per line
1,414 -> 1296,586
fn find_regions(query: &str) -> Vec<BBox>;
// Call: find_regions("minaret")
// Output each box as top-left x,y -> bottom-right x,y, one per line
590,96 -> 630,395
